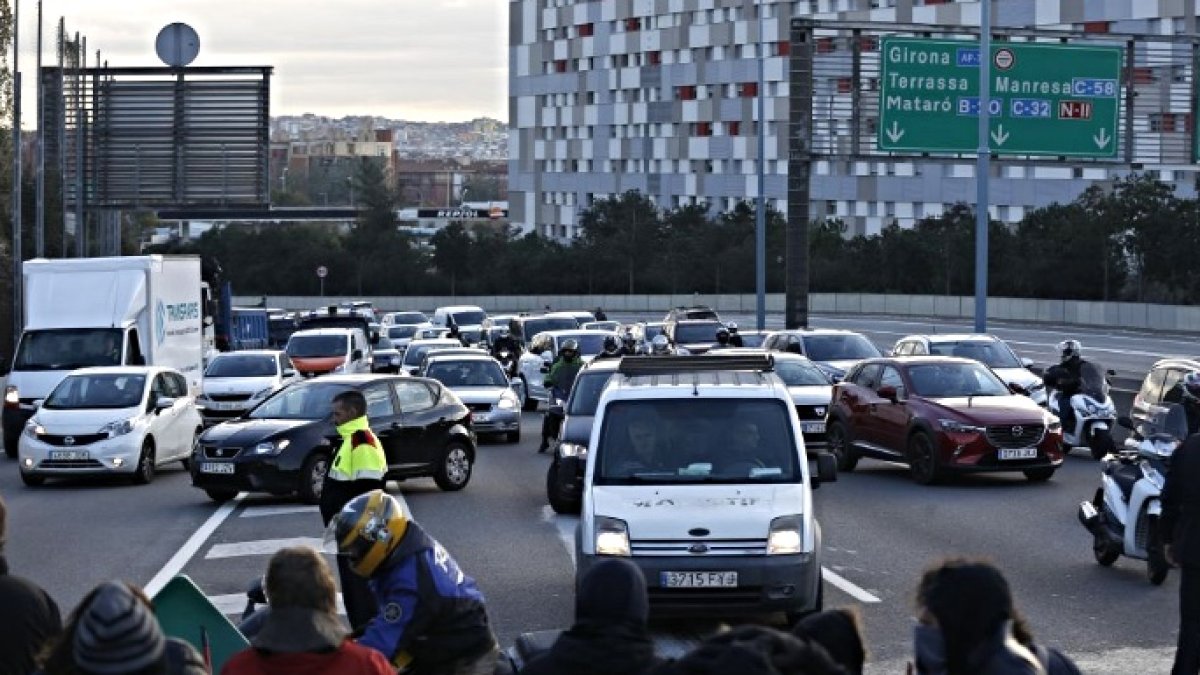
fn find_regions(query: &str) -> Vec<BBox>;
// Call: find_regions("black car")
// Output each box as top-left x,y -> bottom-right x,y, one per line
545,359 -> 621,514
190,374 -> 476,504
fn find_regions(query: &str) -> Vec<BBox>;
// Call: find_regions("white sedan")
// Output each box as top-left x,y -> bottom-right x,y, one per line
19,366 -> 203,486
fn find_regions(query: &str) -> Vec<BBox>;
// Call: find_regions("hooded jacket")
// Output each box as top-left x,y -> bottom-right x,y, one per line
220,607 -> 393,675
0,555 -> 62,675
520,558 -> 660,675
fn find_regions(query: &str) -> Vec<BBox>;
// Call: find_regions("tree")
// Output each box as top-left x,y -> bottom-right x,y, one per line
577,191 -> 663,294
430,222 -> 473,295
346,158 -> 413,294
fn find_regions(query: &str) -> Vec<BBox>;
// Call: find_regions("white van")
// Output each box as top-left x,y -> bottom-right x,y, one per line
284,328 -> 372,377
575,354 -> 836,622
431,305 -> 487,331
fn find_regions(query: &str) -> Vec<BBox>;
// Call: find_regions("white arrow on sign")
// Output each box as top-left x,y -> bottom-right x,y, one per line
990,124 -> 1010,147
1093,128 -> 1111,149
885,121 -> 905,144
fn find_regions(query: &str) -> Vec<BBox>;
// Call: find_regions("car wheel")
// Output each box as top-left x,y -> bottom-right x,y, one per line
1023,467 -> 1056,482
546,461 -> 580,514
1089,428 -> 1116,460
519,378 -> 538,412
506,428 -> 521,444
20,471 -> 44,487
132,439 -> 156,485
825,420 -> 858,472
205,488 -> 237,503
907,432 -> 941,486
785,571 -> 824,626
297,452 -> 331,505
433,441 -> 473,491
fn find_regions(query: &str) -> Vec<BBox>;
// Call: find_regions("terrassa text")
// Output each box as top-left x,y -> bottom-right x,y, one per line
884,44 -> 1074,113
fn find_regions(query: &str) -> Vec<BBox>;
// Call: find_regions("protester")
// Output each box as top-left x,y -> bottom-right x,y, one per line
0,494 -> 63,675
1163,432 -> 1200,674
661,625 -> 844,675
792,608 -> 866,675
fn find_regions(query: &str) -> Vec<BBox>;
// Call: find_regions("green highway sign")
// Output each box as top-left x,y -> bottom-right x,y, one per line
877,38 -> 1123,157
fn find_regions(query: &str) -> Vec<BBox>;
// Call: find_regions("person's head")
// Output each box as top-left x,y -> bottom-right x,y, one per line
727,321 -> 739,334
729,420 -> 760,454
326,489 -> 409,577
670,625 -> 845,675
1057,339 -> 1082,366
716,328 -> 731,345
651,335 -> 670,355
627,414 -> 659,458
1184,371 -> 1200,401
793,607 -> 867,675
48,581 -> 169,675
265,546 -> 338,613
331,390 -> 367,426
603,335 -> 620,354
915,558 -> 1027,675
575,558 -> 649,629
560,339 -> 580,361
498,327 -> 510,339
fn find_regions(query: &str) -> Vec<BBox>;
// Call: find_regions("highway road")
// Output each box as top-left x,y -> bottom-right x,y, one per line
0,316 -> 1191,673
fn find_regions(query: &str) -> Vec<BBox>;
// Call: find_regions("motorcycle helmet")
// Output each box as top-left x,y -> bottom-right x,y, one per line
603,335 -> 619,353
651,335 -> 671,355
324,490 -> 409,577
561,338 -> 580,358
727,321 -> 739,334
1184,371 -> 1200,400
498,327 -> 510,339
716,327 -> 731,343
621,331 -> 636,348
1057,339 -> 1082,365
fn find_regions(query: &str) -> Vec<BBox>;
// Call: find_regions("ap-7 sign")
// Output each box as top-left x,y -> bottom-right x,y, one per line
877,38 -> 1123,157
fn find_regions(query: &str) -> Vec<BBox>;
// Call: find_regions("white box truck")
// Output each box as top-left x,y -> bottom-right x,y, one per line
3,256 -> 205,456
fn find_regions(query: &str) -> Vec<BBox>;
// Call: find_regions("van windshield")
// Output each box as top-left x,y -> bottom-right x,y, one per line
450,310 -> 486,326
14,328 -> 124,370
287,335 -> 348,358
594,399 -> 800,485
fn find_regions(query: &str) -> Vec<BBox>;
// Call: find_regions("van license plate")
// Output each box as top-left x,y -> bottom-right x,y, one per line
50,450 -> 89,461
802,422 -> 826,434
661,571 -> 737,588
200,462 -> 236,474
998,448 -> 1038,460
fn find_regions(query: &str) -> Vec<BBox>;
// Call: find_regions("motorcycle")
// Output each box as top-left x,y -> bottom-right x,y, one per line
495,347 -> 518,378
1047,361 -> 1118,459
1077,402 -> 1188,585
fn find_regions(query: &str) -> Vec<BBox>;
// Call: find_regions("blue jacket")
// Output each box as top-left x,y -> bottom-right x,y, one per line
358,523 -> 495,673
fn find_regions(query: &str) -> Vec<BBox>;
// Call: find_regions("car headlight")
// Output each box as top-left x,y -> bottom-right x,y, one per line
250,387 -> 274,400
594,517 -> 630,556
497,394 -> 517,410
100,419 -> 135,438
767,515 -> 805,555
251,439 -> 291,456
24,420 -> 44,438
5,385 -> 19,406
559,442 -> 588,458
939,419 -> 983,434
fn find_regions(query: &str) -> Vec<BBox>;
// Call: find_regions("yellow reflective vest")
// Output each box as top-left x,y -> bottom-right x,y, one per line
329,416 -> 387,482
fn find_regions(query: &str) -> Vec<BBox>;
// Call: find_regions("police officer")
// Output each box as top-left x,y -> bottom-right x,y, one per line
321,390 -> 388,631
1163,431 -> 1200,674
593,335 -> 622,360
328,490 -> 498,674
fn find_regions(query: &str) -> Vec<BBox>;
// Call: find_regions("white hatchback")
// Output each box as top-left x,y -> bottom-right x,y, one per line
18,366 -> 203,486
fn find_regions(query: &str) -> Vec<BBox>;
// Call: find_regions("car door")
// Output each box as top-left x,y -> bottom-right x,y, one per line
147,373 -> 182,460
390,380 -> 440,469
168,372 -> 201,457
870,365 -> 911,455
839,364 -> 881,446
362,383 -> 403,472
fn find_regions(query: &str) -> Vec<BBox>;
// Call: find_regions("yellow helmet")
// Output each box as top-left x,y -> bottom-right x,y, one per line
326,490 -> 409,577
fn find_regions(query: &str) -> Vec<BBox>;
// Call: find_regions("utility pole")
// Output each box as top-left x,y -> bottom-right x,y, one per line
974,0 -> 992,332
754,0 -> 767,331
34,0 -> 43,258
12,0 -> 22,347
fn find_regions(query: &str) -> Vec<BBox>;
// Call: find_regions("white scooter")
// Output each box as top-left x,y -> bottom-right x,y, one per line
1077,403 -> 1187,585
1047,361 -> 1117,460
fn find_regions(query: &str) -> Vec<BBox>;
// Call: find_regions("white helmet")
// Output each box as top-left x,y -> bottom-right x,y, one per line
1057,339 -> 1082,364
651,335 -> 671,355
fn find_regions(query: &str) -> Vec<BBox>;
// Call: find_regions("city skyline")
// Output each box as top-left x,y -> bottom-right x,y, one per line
14,0 -> 507,122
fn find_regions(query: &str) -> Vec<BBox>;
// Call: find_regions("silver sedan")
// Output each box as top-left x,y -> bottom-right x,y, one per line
420,354 -> 523,443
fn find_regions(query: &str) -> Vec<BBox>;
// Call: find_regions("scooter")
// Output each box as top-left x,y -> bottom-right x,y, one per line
1077,403 -> 1188,585
1047,361 -> 1117,459
495,348 -> 518,378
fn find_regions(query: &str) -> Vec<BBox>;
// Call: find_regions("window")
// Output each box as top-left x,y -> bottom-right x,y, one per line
776,41 -> 790,56
851,364 -> 882,389
817,37 -> 835,54
879,367 -> 905,397
392,381 -> 436,412
893,342 -> 913,356
740,82 -> 758,98
625,17 -> 641,31
677,85 -> 697,100
727,121 -> 741,136
555,60 -> 568,73
167,373 -> 188,397
364,384 -> 397,418
695,122 -> 712,137
1082,21 -> 1111,33
150,374 -> 170,406
578,22 -> 593,37
648,50 -> 661,65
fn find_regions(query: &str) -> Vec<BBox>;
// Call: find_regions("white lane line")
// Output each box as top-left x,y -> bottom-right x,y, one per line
822,567 -> 881,603
239,505 -> 320,518
206,537 -> 327,560
208,592 -> 346,616
145,493 -> 246,597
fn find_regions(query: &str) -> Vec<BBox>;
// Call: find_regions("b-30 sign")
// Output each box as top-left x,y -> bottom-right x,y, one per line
877,38 -> 1123,157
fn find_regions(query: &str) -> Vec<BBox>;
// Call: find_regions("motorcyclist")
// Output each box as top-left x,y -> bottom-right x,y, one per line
650,335 -> 686,356
491,327 -> 521,375
593,307 -> 608,322
593,335 -> 622,361
539,339 -> 584,453
727,321 -> 745,348
711,327 -> 732,351
1042,339 -> 1089,437
619,331 -> 638,356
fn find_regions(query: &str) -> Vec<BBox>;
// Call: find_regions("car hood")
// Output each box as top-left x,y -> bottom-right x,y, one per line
991,367 -> 1042,388
919,395 -> 1047,425
788,385 -> 834,405
591,484 -> 803,541
449,386 -> 511,404
34,406 -> 143,433
561,415 -> 597,444
202,376 -> 277,396
201,417 -> 321,445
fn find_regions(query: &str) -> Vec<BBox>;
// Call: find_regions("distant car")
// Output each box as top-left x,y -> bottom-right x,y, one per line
381,311 -> 429,326
665,319 -> 727,355
371,336 -> 404,374
516,329 -> 620,410
583,320 -> 621,332
421,354 -> 521,443
546,358 -> 621,513
190,374 -> 477,503
826,356 -> 1064,484
385,323 -> 428,353
630,322 -> 667,353
197,350 -> 300,426
19,367 -> 204,487
400,339 -> 465,376
414,347 -> 491,375
413,325 -> 451,341
663,305 -> 720,322
763,329 -> 883,381
731,329 -> 771,349
267,312 -> 299,349
548,311 -> 596,325
508,315 -> 581,347
890,334 -> 1046,406
431,305 -> 488,333
285,328 -> 373,377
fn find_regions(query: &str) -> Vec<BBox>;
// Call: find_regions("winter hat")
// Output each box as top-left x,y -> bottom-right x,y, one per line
575,558 -> 650,626
74,581 -> 167,674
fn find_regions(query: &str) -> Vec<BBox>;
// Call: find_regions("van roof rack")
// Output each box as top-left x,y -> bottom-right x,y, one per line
617,354 -> 774,376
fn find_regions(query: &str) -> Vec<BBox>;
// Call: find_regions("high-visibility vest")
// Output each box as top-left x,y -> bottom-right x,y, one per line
329,416 -> 386,482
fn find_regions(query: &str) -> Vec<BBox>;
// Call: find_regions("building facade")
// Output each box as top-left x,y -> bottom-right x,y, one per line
509,0 -> 1199,239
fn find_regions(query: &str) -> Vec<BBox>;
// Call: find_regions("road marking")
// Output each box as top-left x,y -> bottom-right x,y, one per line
239,505 -> 320,518
822,567 -> 881,603
208,592 -> 346,617
206,537 -> 328,560
145,493 -> 246,597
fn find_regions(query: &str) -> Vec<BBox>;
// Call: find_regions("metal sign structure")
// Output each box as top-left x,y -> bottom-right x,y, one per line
878,39 -> 1122,157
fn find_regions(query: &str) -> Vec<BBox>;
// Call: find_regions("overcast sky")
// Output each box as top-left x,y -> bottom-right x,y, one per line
17,0 -> 508,122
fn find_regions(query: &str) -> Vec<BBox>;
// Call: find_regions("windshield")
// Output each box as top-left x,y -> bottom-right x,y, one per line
926,340 -> 1021,369
205,355 -> 277,378
450,310 -> 486,326
425,360 -> 507,387
560,334 -> 609,356
776,361 -> 830,387
391,312 -> 427,324
585,321 -> 620,332
739,333 -> 767,348
802,334 -> 882,362
403,342 -> 457,366
595,399 -> 799,485
44,374 -> 146,410
567,371 -> 617,416
286,335 -> 348,358
388,325 -> 419,340
1079,361 -> 1110,400
521,318 -> 579,339
375,337 -> 396,351
907,363 -> 1012,398
1153,403 -> 1190,441
249,382 -> 350,420
675,322 -> 725,344
14,328 -> 125,370
642,324 -> 665,340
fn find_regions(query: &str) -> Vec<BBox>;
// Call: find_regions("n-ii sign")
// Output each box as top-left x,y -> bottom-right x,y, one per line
877,38 -> 1122,157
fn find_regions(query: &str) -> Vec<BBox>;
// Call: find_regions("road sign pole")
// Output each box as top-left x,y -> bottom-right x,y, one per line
974,2 -> 991,334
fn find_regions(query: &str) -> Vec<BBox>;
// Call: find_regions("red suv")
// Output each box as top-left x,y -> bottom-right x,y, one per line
826,356 -> 1064,484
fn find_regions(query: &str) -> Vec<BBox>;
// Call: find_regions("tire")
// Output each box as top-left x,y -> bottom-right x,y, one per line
519,378 -> 538,412
785,571 -> 824,626
205,488 -> 237,503
546,461 -> 580,514
825,420 -> 858,472
1089,428 -> 1116,461
1092,536 -> 1119,567
1023,467 -> 1056,482
20,472 -> 44,487
132,439 -> 156,485
433,441 -> 473,491
907,431 -> 941,486
506,428 -> 521,444
1148,518 -> 1170,585
297,452 -> 331,505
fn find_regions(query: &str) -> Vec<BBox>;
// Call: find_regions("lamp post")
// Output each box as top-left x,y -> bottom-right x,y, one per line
754,0 -> 767,331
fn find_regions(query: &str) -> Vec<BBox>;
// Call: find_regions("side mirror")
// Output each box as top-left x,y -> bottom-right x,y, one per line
1118,415 -> 1134,430
32,399 -> 44,409
352,349 -> 364,361
1008,382 -> 1028,396
813,452 -> 838,487
283,368 -> 296,378
154,396 -> 176,412
1021,357 -> 1034,369
877,385 -> 899,403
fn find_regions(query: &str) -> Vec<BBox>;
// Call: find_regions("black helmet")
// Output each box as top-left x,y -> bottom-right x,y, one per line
603,335 -> 619,352
1184,371 -> 1200,399
716,327 -> 730,343
324,490 -> 409,577
1057,339 -> 1082,365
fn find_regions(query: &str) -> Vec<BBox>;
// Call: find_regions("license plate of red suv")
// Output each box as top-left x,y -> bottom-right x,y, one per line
998,448 -> 1038,460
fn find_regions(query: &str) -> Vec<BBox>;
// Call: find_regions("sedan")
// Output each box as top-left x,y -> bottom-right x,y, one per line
370,336 -> 403,374
400,339 -> 463,375
189,374 -> 477,503
421,354 -> 522,443
197,350 -> 299,426
764,329 -> 883,381
826,356 -> 1063,484
19,367 -> 203,486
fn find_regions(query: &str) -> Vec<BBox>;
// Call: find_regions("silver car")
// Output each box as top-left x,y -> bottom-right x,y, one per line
421,354 -> 522,443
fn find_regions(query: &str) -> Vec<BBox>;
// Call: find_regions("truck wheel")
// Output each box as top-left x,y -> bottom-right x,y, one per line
433,441 -> 472,491
297,452 -> 330,505
132,440 -> 156,485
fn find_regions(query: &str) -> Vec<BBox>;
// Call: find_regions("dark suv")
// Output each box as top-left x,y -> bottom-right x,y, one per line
666,319 -> 727,355
545,358 -> 621,513
826,356 -> 1064,484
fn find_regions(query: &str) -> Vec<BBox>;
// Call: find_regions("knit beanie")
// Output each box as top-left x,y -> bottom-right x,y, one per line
73,581 -> 166,674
